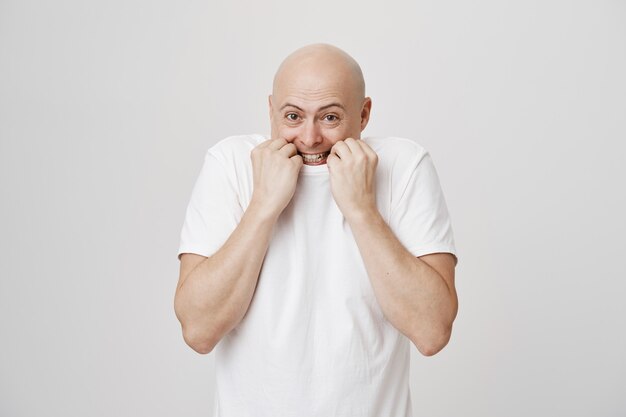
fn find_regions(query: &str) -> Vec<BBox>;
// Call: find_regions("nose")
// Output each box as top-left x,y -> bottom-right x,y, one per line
299,120 -> 323,148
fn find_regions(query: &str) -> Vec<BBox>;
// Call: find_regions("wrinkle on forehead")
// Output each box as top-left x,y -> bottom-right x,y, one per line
282,88 -> 342,103
272,44 -> 365,104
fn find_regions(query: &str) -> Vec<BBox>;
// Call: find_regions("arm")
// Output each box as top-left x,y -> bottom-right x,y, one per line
175,203 -> 280,354
174,138 -> 302,354
345,209 -> 457,356
327,138 -> 458,356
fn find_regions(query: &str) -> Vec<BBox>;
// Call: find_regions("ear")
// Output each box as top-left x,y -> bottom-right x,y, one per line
268,95 -> 274,121
360,97 -> 372,131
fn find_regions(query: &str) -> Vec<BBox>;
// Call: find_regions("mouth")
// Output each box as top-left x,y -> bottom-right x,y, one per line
299,151 -> 330,165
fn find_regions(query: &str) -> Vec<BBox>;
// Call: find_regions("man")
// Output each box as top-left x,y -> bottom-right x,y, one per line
175,43 -> 458,416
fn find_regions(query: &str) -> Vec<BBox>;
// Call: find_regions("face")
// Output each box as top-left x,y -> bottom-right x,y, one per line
269,62 -> 371,165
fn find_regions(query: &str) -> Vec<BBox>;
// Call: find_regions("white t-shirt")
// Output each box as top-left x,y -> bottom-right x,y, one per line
178,134 -> 457,417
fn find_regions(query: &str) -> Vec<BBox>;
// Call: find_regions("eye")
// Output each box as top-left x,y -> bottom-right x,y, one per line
323,114 -> 339,122
285,113 -> 300,121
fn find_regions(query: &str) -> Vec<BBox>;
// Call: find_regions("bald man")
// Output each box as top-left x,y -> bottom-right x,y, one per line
175,44 -> 458,416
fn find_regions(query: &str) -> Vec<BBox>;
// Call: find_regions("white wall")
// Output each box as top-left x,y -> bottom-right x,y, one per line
1,0 -> 624,416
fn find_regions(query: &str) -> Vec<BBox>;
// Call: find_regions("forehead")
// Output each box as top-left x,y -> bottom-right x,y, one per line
274,67 -> 357,109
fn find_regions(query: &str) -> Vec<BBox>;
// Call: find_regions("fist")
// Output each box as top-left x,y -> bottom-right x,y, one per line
250,138 -> 303,217
327,138 -> 378,218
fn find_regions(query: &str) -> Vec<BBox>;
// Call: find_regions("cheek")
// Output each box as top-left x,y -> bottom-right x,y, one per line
322,128 -> 347,145
277,125 -> 300,142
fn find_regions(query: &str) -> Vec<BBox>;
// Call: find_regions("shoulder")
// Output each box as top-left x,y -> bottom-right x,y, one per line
362,136 -> 429,170
205,133 -> 267,164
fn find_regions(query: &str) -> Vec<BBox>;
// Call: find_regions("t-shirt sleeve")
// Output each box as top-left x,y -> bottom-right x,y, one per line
177,150 -> 244,260
389,151 -> 458,265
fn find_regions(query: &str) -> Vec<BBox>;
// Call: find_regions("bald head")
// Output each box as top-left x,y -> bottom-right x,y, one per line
269,44 -> 372,154
272,43 -> 365,102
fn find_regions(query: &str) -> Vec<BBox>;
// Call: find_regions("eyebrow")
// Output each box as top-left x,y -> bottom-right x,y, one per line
279,102 -> 346,112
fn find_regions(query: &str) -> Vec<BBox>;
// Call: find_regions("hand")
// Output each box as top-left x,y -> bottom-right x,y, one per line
250,138 -> 303,217
327,138 -> 378,219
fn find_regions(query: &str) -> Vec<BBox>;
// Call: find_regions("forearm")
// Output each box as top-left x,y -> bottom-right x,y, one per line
175,201 -> 279,352
346,207 -> 457,355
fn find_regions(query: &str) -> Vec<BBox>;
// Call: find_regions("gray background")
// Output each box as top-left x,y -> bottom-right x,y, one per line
1,0 -> 625,416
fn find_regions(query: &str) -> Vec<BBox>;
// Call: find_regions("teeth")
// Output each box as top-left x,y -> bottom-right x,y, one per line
301,152 -> 329,163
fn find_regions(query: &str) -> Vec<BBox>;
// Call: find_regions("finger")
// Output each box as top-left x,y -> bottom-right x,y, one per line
330,140 -> 351,159
356,140 -> 378,162
278,142 -> 298,157
326,152 -> 340,169
256,138 -> 276,148
268,137 -> 288,150
343,137 -> 365,158
290,154 -> 303,168
365,148 -> 378,165
254,141 -> 270,152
